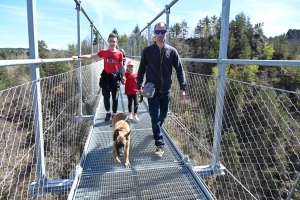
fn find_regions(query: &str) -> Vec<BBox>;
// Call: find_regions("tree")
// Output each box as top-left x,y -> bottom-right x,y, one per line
261,45 -> 275,60
93,29 -> 101,45
194,19 -> 203,38
239,34 -> 251,59
203,16 -> 211,38
38,40 -> 49,59
272,34 -> 287,60
180,20 -> 189,38
118,34 -> 129,48
210,15 -> 218,36
112,28 -> 119,36
170,23 -> 181,38
203,36 -> 219,58
0,67 -> 12,90
221,126 -> 242,169
0,50 -> 8,59
133,25 -> 140,34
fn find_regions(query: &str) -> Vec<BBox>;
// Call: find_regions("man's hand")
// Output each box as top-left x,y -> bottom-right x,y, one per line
138,89 -> 143,95
179,90 -> 185,100
71,56 -> 78,60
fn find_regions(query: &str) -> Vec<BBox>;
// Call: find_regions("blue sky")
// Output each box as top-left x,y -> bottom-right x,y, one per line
0,0 -> 299,50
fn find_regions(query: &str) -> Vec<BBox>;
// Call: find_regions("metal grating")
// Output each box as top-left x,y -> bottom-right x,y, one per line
83,104 -> 182,172
73,167 -> 209,199
70,86 -> 212,199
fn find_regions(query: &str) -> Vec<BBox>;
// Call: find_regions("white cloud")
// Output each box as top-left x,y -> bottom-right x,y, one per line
142,0 -> 161,13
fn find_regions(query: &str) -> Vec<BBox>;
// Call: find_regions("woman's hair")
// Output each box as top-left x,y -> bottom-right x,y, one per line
120,49 -> 125,55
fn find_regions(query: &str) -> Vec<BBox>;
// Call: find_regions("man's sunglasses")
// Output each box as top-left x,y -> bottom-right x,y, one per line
155,30 -> 167,34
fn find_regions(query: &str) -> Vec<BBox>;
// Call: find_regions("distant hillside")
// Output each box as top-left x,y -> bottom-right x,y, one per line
0,48 -> 29,52
286,29 -> 300,39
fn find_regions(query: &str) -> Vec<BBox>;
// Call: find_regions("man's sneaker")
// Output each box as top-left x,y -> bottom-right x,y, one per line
133,115 -> 140,122
105,113 -> 111,121
154,146 -> 164,157
128,113 -> 133,120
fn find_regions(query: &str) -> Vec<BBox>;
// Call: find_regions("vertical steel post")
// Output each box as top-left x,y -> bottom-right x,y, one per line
90,23 -> 94,55
147,24 -> 151,46
165,5 -> 170,44
134,39 -> 136,58
90,23 -> 94,95
130,40 -> 133,58
27,0 -> 47,184
139,33 -> 142,60
97,33 -> 99,52
210,0 -> 231,169
76,2 -> 83,116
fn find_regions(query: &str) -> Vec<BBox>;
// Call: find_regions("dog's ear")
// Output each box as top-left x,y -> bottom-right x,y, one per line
124,131 -> 131,138
113,129 -> 119,141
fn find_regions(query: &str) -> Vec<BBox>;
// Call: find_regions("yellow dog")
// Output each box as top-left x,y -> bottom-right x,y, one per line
111,112 -> 131,168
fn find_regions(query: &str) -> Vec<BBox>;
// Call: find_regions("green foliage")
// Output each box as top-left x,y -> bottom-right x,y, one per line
221,126 -> 242,169
38,40 -> 49,59
169,23 -> 181,38
213,64 -> 258,83
262,45 -> 275,60
0,50 -> 8,59
271,34 -> 288,60
0,67 -> 12,90
194,19 -> 203,38
243,65 -> 259,82
118,34 -> 129,47
112,28 -> 118,36
194,15 -> 220,38
203,36 -> 219,58
133,25 -> 140,34
93,29 -> 104,45
180,20 -> 189,38
67,44 -> 77,57
286,29 -> 300,39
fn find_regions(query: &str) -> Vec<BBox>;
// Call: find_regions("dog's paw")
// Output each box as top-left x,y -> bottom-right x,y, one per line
125,162 -> 131,168
114,157 -> 121,164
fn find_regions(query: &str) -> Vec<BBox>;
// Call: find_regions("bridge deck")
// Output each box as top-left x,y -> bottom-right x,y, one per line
70,86 -> 211,199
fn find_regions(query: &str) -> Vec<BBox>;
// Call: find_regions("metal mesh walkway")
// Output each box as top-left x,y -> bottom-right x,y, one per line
70,86 -> 211,199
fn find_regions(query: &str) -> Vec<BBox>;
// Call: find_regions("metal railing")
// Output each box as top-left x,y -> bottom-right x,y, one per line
1,0 -> 300,199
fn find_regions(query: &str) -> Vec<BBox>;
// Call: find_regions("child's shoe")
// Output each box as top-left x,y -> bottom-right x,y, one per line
133,115 -> 140,122
128,113 -> 133,120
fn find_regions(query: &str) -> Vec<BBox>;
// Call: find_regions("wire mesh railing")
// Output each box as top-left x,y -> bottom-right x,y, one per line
0,61 -> 102,199
1,58 -> 300,199
166,69 -> 300,200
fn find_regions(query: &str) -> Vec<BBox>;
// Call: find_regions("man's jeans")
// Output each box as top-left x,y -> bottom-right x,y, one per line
148,92 -> 170,147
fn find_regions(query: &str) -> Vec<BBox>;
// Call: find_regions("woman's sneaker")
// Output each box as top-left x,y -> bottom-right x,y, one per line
133,115 -> 140,122
128,113 -> 133,120
154,146 -> 164,157
105,113 -> 111,121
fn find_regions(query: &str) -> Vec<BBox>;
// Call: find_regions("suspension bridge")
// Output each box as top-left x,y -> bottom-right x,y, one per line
0,0 -> 300,199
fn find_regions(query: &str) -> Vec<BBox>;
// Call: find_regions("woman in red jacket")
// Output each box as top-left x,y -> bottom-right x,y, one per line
123,61 -> 139,121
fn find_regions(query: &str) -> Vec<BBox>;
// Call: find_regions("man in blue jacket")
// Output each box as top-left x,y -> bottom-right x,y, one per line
137,22 -> 186,157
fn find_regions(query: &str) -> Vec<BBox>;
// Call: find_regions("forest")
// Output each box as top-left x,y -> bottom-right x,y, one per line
0,12 -> 299,91
0,12 -> 300,199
